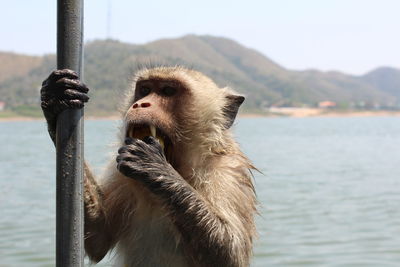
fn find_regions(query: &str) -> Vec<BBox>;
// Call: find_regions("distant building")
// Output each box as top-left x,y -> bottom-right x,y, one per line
0,101 -> 5,111
318,101 -> 336,108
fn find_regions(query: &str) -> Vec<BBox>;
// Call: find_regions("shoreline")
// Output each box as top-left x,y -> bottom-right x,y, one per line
1,109 -> 400,122
242,108 -> 400,118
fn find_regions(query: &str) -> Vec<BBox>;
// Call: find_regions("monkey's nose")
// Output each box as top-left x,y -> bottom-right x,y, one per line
141,102 -> 151,108
132,102 -> 151,109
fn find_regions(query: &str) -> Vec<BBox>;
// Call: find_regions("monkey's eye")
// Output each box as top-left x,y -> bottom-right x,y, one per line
139,86 -> 151,97
161,86 -> 177,97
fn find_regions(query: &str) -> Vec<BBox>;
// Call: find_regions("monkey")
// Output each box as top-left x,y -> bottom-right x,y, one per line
40,66 -> 257,267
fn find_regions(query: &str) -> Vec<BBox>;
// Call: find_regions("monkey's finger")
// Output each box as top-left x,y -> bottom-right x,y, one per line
68,99 -> 85,109
117,161 -> 133,175
117,147 -> 127,155
142,136 -> 164,154
116,154 -> 125,163
125,146 -> 148,158
116,152 -> 135,162
121,138 -> 159,157
124,137 -> 135,145
116,154 -> 141,164
117,161 -> 144,178
143,136 -> 162,150
64,89 -> 90,102
56,78 -> 89,93
142,136 -> 157,145
124,138 -> 149,151
117,146 -> 145,160
45,69 -> 79,84
118,143 -> 134,154
125,137 -> 146,146
40,86 -> 52,100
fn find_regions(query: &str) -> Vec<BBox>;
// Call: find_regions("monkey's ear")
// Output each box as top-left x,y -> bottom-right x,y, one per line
223,95 -> 245,129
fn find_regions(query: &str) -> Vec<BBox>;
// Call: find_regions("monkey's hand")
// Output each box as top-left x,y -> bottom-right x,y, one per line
116,136 -> 171,182
40,69 -> 89,143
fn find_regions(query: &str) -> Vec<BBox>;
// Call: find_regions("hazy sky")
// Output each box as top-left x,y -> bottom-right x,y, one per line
2,0 -> 399,75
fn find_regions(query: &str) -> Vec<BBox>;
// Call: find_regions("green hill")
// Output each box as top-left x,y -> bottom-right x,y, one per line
361,67 -> 400,99
0,52 -> 43,83
0,35 -> 399,116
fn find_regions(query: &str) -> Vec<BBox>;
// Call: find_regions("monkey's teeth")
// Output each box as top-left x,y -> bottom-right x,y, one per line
150,125 -> 156,137
149,125 -> 164,150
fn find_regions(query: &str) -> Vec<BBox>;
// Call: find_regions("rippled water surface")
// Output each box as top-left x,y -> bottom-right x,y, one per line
1,117 -> 399,266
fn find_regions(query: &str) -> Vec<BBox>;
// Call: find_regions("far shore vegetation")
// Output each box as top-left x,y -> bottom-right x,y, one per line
1,36 -> 399,120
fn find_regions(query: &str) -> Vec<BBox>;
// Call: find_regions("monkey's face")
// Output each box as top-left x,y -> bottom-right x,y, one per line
123,78 -> 188,164
121,67 -> 245,175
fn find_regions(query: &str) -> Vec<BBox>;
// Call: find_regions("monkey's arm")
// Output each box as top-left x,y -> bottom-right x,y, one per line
117,137 -> 253,267
40,70 -> 119,262
84,163 -> 124,262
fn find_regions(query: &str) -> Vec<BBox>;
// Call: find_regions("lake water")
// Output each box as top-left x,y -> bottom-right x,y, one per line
1,117 -> 399,266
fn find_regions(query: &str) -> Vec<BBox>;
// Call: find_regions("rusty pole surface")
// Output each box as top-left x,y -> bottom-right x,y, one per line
56,0 -> 84,266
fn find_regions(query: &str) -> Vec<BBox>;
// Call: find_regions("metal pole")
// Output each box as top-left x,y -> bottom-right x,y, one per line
56,0 -> 84,266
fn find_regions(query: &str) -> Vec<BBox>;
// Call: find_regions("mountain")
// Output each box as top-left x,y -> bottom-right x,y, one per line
0,52 -> 43,82
361,67 -> 400,99
0,35 -> 399,116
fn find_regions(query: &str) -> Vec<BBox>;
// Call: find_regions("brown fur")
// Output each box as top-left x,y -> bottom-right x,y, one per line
84,66 -> 257,267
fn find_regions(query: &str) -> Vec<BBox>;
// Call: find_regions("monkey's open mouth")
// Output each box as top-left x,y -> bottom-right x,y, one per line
126,124 -> 173,161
